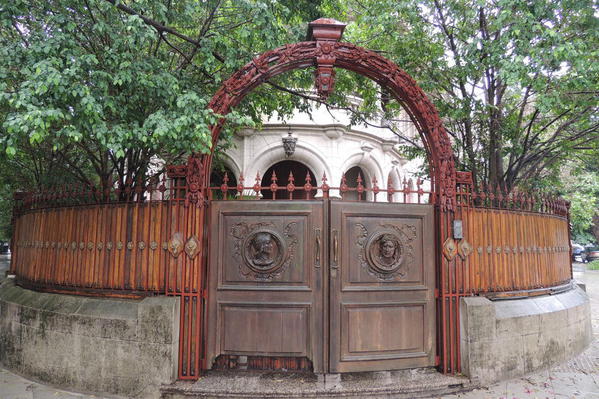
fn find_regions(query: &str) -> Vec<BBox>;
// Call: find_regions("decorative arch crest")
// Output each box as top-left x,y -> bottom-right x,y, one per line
188,18 -> 456,211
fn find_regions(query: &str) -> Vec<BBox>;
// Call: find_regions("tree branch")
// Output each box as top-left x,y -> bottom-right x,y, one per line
266,81 -> 424,150
102,0 -> 225,62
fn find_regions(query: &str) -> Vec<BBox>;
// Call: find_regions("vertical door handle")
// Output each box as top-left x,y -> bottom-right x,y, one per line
315,228 -> 321,268
332,230 -> 339,269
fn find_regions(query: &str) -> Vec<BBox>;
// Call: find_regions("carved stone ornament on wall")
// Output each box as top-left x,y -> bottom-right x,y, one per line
230,221 -> 298,280
355,223 -> 416,280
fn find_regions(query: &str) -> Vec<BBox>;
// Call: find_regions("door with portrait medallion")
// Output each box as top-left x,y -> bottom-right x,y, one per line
328,201 -> 435,372
206,200 -> 325,372
206,200 -> 435,373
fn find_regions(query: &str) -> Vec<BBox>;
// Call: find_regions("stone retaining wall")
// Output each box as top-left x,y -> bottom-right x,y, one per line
460,286 -> 592,383
0,280 -> 179,398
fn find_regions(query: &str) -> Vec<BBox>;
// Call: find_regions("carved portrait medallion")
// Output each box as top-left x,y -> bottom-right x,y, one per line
366,232 -> 404,274
355,223 -> 416,280
231,221 -> 298,280
243,230 -> 285,273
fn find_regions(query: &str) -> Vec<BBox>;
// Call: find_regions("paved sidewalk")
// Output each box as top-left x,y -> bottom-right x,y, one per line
440,264 -> 599,399
1,256 -> 597,399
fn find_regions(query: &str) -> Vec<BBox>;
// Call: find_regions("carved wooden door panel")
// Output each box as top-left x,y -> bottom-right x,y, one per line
206,201 -> 325,372
329,202 -> 435,372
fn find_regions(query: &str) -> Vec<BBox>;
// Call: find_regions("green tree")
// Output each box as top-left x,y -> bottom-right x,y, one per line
560,147 -> 599,244
1,0 -> 597,203
0,0 -> 326,192
321,0 -> 598,191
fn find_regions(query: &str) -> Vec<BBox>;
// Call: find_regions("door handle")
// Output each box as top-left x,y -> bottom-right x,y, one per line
332,230 -> 339,269
315,228 -> 321,268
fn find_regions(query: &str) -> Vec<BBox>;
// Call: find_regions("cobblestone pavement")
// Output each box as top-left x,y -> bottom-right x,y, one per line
1,256 -> 597,399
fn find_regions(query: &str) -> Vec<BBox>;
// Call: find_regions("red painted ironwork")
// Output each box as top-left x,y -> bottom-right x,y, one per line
203,38 -> 456,210
10,166 -> 571,378
8,18 -> 574,380
206,171 -> 436,203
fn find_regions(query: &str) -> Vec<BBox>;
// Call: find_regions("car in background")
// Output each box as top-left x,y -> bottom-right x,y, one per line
0,241 -> 10,254
572,244 -> 586,262
586,246 -> 599,262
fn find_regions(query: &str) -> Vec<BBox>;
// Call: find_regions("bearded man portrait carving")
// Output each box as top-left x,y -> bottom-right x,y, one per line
250,232 -> 277,266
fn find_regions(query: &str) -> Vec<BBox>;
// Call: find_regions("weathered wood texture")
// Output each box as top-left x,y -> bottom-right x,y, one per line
10,202 -> 202,296
11,205 -> 570,296
458,208 -> 571,294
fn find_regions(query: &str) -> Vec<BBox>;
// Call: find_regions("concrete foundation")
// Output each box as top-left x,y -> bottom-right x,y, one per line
0,276 -> 593,397
0,280 -> 179,398
460,286 -> 593,384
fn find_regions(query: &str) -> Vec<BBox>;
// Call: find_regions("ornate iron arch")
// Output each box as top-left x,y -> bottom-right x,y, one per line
187,19 -> 456,211
179,21 -> 460,377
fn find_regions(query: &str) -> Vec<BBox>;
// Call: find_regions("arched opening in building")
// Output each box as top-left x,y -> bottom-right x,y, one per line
260,160 -> 317,199
210,165 -> 238,200
341,166 -> 369,201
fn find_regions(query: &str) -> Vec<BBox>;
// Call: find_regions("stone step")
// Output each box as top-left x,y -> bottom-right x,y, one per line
160,368 -> 473,399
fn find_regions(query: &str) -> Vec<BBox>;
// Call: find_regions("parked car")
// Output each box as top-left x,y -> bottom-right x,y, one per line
572,244 -> 586,262
586,246 -> 599,262
0,241 -> 10,254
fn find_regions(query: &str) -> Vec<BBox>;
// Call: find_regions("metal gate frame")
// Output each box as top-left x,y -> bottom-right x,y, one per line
173,18 -> 461,379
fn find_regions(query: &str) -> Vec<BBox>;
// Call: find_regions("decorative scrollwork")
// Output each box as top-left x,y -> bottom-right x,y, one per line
168,233 -> 184,258
185,154 -> 206,207
185,236 -> 201,260
205,38 -> 455,210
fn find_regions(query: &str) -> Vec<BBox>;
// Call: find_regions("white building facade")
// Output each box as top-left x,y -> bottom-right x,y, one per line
215,103 -> 426,202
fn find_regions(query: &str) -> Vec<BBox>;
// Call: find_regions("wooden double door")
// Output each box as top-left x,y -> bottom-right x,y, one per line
206,200 -> 435,373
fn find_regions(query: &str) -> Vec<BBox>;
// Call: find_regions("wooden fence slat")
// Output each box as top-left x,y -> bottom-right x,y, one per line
11,202 -> 572,297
